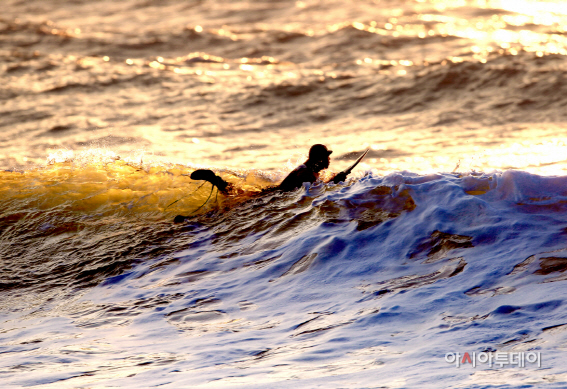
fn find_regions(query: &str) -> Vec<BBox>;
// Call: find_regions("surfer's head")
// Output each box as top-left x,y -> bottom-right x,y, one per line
307,144 -> 332,171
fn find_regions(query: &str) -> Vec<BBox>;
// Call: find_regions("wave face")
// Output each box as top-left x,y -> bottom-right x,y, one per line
2,162 -> 567,388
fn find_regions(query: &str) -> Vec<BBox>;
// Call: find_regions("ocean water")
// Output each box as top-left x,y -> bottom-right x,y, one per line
2,0 -> 567,388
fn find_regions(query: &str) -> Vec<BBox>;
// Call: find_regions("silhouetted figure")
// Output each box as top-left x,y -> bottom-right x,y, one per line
278,144 -> 346,192
188,144 -> 348,196
174,144 -> 356,222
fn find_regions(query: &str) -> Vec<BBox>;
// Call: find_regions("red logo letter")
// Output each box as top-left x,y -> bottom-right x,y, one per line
461,352 -> 472,364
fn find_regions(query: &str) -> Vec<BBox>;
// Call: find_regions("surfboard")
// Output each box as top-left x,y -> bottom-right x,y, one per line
340,148 -> 369,175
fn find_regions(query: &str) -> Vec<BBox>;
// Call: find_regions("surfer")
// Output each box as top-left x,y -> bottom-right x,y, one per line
174,145 -> 367,222
191,144 -> 359,194
277,144 -> 346,191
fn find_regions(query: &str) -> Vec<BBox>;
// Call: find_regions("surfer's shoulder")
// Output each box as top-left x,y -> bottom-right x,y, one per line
278,163 -> 317,192
292,163 -> 307,173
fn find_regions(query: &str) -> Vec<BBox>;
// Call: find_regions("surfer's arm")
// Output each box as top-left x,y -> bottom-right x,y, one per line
330,171 -> 348,184
329,148 -> 368,184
